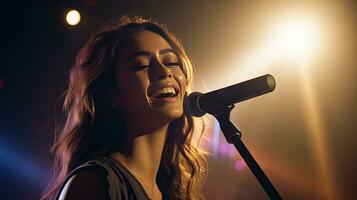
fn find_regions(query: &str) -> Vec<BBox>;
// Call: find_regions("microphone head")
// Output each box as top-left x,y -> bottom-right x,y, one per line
185,92 -> 205,117
266,74 -> 276,91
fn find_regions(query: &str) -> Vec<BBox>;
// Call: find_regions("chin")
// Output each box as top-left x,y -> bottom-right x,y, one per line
156,108 -> 183,122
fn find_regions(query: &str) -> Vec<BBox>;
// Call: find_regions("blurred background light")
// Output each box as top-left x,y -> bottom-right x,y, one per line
0,138 -> 48,185
235,159 -> 246,171
212,119 -> 220,155
66,10 -> 81,26
272,15 -> 320,62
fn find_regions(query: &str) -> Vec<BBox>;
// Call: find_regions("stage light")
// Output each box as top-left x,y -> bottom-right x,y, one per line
212,119 -> 220,155
66,10 -> 81,26
281,23 -> 312,56
234,159 -> 246,171
272,16 -> 320,62
0,138 -> 48,185
219,143 -> 228,155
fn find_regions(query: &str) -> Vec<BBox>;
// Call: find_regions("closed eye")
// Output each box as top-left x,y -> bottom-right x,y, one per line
164,62 -> 180,67
132,65 -> 149,71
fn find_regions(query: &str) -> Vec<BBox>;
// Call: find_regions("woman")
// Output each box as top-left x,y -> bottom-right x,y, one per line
42,16 -> 207,200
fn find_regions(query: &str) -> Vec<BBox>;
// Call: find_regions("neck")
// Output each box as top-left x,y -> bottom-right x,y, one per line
110,123 -> 169,190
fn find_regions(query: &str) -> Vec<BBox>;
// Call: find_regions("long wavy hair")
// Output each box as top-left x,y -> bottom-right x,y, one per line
42,16 -> 207,200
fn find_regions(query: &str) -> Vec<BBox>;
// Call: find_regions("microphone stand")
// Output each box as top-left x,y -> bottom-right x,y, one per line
213,104 -> 283,200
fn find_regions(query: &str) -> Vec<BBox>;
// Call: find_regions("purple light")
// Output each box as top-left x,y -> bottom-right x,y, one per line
212,119 -> 220,155
234,159 -> 246,171
229,145 -> 237,159
219,143 -> 228,155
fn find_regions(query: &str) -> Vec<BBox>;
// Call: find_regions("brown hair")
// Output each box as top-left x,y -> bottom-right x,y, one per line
42,16 -> 207,200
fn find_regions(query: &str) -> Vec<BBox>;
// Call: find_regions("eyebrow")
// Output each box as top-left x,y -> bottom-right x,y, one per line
124,48 -> 176,63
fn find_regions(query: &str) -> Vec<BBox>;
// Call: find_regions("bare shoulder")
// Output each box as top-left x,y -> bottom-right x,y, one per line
58,168 -> 108,200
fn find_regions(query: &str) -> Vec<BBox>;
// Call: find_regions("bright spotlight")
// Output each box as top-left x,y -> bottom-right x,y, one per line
274,17 -> 319,60
66,10 -> 81,26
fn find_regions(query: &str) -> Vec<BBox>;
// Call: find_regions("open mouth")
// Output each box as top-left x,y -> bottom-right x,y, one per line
149,86 -> 179,99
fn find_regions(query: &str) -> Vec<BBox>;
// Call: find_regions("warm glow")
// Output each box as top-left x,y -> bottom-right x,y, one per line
208,14 -> 325,89
66,10 -> 81,26
202,9 -> 337,199
298,65 -> 337,199
274,17 -> 318,60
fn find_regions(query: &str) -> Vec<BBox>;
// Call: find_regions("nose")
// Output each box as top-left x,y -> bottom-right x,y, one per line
149,57 -> 173,81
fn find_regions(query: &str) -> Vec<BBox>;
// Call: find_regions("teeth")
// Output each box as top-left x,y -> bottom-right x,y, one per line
151,87 -> 176,98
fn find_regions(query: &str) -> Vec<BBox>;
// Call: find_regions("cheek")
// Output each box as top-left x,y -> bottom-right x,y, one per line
172,73 -> 187,109
115,73 -> 150,105
175,70 -> 187,94
179,76 -> 187,93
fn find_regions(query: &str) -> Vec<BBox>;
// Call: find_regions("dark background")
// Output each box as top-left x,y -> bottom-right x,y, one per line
1,1 -> 357,199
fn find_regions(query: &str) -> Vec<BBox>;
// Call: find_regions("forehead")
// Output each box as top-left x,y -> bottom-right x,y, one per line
117,30 -> 173,62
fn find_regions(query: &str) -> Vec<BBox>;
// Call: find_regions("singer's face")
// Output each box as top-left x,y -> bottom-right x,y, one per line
113,30 -> 186,131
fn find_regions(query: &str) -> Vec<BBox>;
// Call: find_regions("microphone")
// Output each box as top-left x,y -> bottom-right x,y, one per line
186,74 -> 276,117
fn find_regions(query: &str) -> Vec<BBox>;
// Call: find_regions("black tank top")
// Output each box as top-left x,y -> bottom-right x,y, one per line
56,157 -> 150,200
